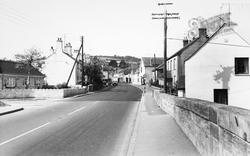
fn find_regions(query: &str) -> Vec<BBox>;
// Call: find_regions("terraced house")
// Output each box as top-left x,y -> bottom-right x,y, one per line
0,60 -> 45,89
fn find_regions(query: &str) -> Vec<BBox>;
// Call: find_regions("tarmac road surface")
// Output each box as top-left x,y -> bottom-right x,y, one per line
0,84 -> 142,156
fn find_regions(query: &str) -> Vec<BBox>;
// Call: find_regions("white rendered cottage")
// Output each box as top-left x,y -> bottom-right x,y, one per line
185,25 -> 250,109
43,46 -> 77,86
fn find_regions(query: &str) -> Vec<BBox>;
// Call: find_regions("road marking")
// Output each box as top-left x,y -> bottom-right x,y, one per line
68,106 -> 86,116
0,122 -> 50,146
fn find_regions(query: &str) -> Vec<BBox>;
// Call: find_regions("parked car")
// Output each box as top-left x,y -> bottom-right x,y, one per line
112,81 -> 118,86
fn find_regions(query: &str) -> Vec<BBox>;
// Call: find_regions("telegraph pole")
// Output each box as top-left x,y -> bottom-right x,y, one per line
154,53 -> 157,82
152,2 -> 179,93
81,36 -> 84,87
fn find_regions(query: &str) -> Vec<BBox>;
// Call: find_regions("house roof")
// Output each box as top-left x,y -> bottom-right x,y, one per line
141,57 -> 164,67
0,60 -> 45,77
152,37 -> 202,71
153,26 -> 225,71
168,38 -> 200,60
185,23 -> 227,62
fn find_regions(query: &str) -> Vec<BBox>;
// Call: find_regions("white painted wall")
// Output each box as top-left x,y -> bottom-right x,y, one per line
167,56 -> 178,86
43,51 -> 76,86
185,32 -> 250,109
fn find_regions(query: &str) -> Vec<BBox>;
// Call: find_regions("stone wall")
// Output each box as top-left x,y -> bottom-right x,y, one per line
0,87 -> 87,99
152,89 -> 250,156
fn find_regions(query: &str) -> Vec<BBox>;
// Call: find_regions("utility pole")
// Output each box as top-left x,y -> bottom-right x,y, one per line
154,53 -> 157,82
152,2 -> 179,93
57,36 -> 84,87
81,36 -> 84,87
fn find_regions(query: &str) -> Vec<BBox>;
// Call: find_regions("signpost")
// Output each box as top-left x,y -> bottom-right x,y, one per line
152,3 -> 180,93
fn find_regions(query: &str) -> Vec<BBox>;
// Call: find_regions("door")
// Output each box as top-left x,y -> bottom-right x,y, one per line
214,89 -> 228,104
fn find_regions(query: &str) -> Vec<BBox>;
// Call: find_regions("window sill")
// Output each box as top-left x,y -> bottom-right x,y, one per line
235,73 -> 250,76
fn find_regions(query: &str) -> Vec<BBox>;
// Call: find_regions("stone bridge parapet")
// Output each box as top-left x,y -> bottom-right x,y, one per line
152,89 -> 250,156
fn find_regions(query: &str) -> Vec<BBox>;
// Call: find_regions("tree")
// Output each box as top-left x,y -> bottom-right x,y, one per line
108,60 -> 117,68
84,63 -> 103,90
119,59 -> 128,68
15,48 -> 46,88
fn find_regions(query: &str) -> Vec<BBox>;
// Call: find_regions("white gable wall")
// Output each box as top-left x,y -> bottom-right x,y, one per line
43,52 -> 76,86
185,32 -> 250,109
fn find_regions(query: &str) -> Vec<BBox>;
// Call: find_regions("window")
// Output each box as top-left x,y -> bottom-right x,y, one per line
235,58 -> 249,74
174,58 -> 176,70
35,79 -> 40,85
170,60 -> 172,70
167,61 -> 169,70
6,77 -> 16,88
214,89 -> 228,105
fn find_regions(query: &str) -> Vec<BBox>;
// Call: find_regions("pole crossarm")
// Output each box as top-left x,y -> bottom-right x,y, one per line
158,3 -> 173,5
152,17 -> 180,19
152,13 -> 179,16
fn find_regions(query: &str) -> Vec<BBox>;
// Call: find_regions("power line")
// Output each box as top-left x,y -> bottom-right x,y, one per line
0,2 -> 33,25
0,5 -> 32,23
167,37 -> 250,48
231,29 -> 250,45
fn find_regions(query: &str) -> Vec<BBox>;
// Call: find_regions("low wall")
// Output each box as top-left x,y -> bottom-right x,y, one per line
0,87 -> 87,99
152,89 -> 250,156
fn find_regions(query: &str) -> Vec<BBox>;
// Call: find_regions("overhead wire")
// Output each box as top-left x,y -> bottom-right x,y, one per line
0,1 -> 33,25
167,37 -> 250,48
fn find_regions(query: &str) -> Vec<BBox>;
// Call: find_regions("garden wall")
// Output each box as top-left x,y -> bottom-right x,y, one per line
0,87 -> 87,99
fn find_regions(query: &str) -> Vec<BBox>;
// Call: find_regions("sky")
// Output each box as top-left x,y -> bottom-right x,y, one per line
0,0 -> 250,60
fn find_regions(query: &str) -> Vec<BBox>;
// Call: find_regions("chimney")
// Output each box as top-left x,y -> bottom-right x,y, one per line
199,28 -> 207,37
183,39 -> 189,47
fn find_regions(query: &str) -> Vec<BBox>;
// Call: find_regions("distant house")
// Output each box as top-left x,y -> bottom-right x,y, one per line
152,64 -> 171,87
130,64 -> 140,85
139,57 -> 164,85
155,28 -> 209,96
185,24 -> 250,109
0,60 -> 45,89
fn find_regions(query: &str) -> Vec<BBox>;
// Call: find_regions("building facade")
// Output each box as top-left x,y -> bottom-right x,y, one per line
154,28 -> 209,96
185,26 -> 250,109
43,49 -> 77,86
139,57 -> 164,85
0,60 -> 45,89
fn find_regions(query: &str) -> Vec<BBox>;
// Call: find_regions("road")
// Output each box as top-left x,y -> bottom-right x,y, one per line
0,84 -> 142,156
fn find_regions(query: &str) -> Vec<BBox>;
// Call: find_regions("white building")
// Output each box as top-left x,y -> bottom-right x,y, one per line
43,48 -> 77,86
139,57 -> 163,85
185,25 -> 250,109
154,28 -> 209,96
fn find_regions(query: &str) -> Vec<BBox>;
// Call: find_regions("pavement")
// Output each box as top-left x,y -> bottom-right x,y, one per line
128,86 -> 201,156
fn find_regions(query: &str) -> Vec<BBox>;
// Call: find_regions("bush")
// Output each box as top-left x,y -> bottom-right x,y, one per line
42,84 -> 56,89
56,82 -> 69,89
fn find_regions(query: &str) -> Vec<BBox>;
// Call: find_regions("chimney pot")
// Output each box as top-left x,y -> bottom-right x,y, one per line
183,39 -> 189,47
199,28 -> 207,37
